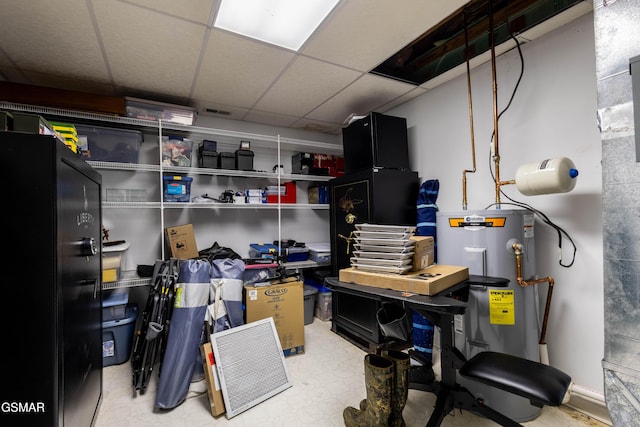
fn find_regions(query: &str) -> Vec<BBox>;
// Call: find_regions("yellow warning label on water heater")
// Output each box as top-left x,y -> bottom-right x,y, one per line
489,290 -> 515,325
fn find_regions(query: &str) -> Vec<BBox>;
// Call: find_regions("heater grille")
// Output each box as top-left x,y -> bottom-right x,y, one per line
210,318 -> 292,418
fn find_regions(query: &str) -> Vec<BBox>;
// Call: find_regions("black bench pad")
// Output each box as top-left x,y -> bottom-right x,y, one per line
459,351 -> 572,407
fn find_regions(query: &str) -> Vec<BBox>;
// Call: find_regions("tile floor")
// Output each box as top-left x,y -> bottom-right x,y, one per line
96,319 -> 608,427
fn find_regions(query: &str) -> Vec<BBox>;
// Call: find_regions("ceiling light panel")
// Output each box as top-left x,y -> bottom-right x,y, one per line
214,0 -> 339,51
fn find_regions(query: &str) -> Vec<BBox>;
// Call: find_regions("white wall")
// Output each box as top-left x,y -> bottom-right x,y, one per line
390,13 -> 604,395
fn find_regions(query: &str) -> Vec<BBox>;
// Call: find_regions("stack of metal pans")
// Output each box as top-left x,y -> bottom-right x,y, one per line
351,224 -> 415,274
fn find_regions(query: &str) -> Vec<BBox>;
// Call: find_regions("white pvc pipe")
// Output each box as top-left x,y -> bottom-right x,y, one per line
570,383 -> 606,405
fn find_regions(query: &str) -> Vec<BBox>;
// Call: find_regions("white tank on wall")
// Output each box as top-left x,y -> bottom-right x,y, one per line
436,209 -> 542,422
515,157 -> 578,196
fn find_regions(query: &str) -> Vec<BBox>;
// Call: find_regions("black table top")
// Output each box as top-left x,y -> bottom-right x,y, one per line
325,276 -> 469,316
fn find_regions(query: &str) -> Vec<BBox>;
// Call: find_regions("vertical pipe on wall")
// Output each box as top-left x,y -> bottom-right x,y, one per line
462,7 -> 477,211
489,0 -> 502,206
159,120 -> 165,260
277,135 -> 282,259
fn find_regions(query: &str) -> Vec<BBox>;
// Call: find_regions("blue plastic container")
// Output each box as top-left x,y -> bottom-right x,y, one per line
163,175 -> 192,202
102,303 -> 138,367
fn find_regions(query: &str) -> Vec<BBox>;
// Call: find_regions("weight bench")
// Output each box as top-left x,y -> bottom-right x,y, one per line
456,351 -> 572,426
411,347 -> 572,427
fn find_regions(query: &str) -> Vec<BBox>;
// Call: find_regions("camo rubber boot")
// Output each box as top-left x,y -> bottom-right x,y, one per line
343,354 -> 393,426
384,350 -> 410,427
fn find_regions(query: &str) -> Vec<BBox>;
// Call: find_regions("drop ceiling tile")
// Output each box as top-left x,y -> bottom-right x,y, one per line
302,0 -> 469,72
377,86 -> 428,112
124,0 -> 216,25
193,30 -> 295,108
93,0 -> 206,98
191,99 -> 250,122
291,117 -> 344,135
0,66 -> 28,84
0,49 -> 13,68
0,0 -> 111,83
307,73 -> 416,124
254,56 -> 361,117
243,110 -> 299,129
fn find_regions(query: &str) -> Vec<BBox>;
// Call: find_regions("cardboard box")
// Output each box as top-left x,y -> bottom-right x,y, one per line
244,280 -> 304,357
201,342 -> 226,417
165,224 -> 199,259
338,265 -> 469,296
411,235 -> 435,271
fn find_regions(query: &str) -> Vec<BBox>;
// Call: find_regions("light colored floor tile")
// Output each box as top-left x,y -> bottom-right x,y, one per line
96,320 -> 606,427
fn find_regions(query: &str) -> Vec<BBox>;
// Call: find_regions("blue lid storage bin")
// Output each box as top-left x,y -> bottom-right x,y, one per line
102,303 -> 138,367
286,247 -> 309,262
163,175 -> 192,202
304,279 -> 332,321
249,243 -> 279,259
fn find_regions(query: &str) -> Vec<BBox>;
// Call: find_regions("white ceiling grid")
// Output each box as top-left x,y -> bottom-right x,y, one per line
0,0 -> 590,134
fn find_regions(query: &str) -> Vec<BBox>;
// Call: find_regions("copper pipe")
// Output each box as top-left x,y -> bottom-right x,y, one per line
489,0 -> 502,205
512,243 -> 556,346
462,7 -> 476,211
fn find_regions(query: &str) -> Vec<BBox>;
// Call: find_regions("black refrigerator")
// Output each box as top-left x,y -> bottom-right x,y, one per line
0,131 -> 103,427
329,167 -> 418,348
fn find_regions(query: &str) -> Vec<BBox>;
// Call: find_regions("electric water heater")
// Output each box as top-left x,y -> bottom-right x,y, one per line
437,209 -> 542,422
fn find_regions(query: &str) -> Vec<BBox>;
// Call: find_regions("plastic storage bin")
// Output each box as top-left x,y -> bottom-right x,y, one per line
102,289 -> 129,319
125,97 -> 196,125
242,262 -> 278,285
102,242 -> 130,283
198,141 -> 218,168
235,150 -> 254,171
163,175 -> 192,202
249,243 -> 279,259
218,152 -> 235,169
285,246 -> 309,262
305,279 -> 332,321
303,285 -> 318,325
75,124 -> 142,163
162,137 -> 193,167
315,291 -> 332,321
102,303 -> 138,366
307,242 -> 330,263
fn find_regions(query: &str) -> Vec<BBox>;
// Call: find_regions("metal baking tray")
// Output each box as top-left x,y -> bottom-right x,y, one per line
352,263 -> 412,274
354,244 -> 415,254
355,223 -> 416,233
353,250 -> 414,260
351,257 -> 412,266
353,230 -> 413,240
354,237 -> 415,247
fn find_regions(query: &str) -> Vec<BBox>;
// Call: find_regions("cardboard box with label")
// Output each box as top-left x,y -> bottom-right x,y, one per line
339,264 -> 469,296
165,224 -> 199,259
410,235 -> 434,271
201,342 -> 225,417
244,280 -> 304,357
